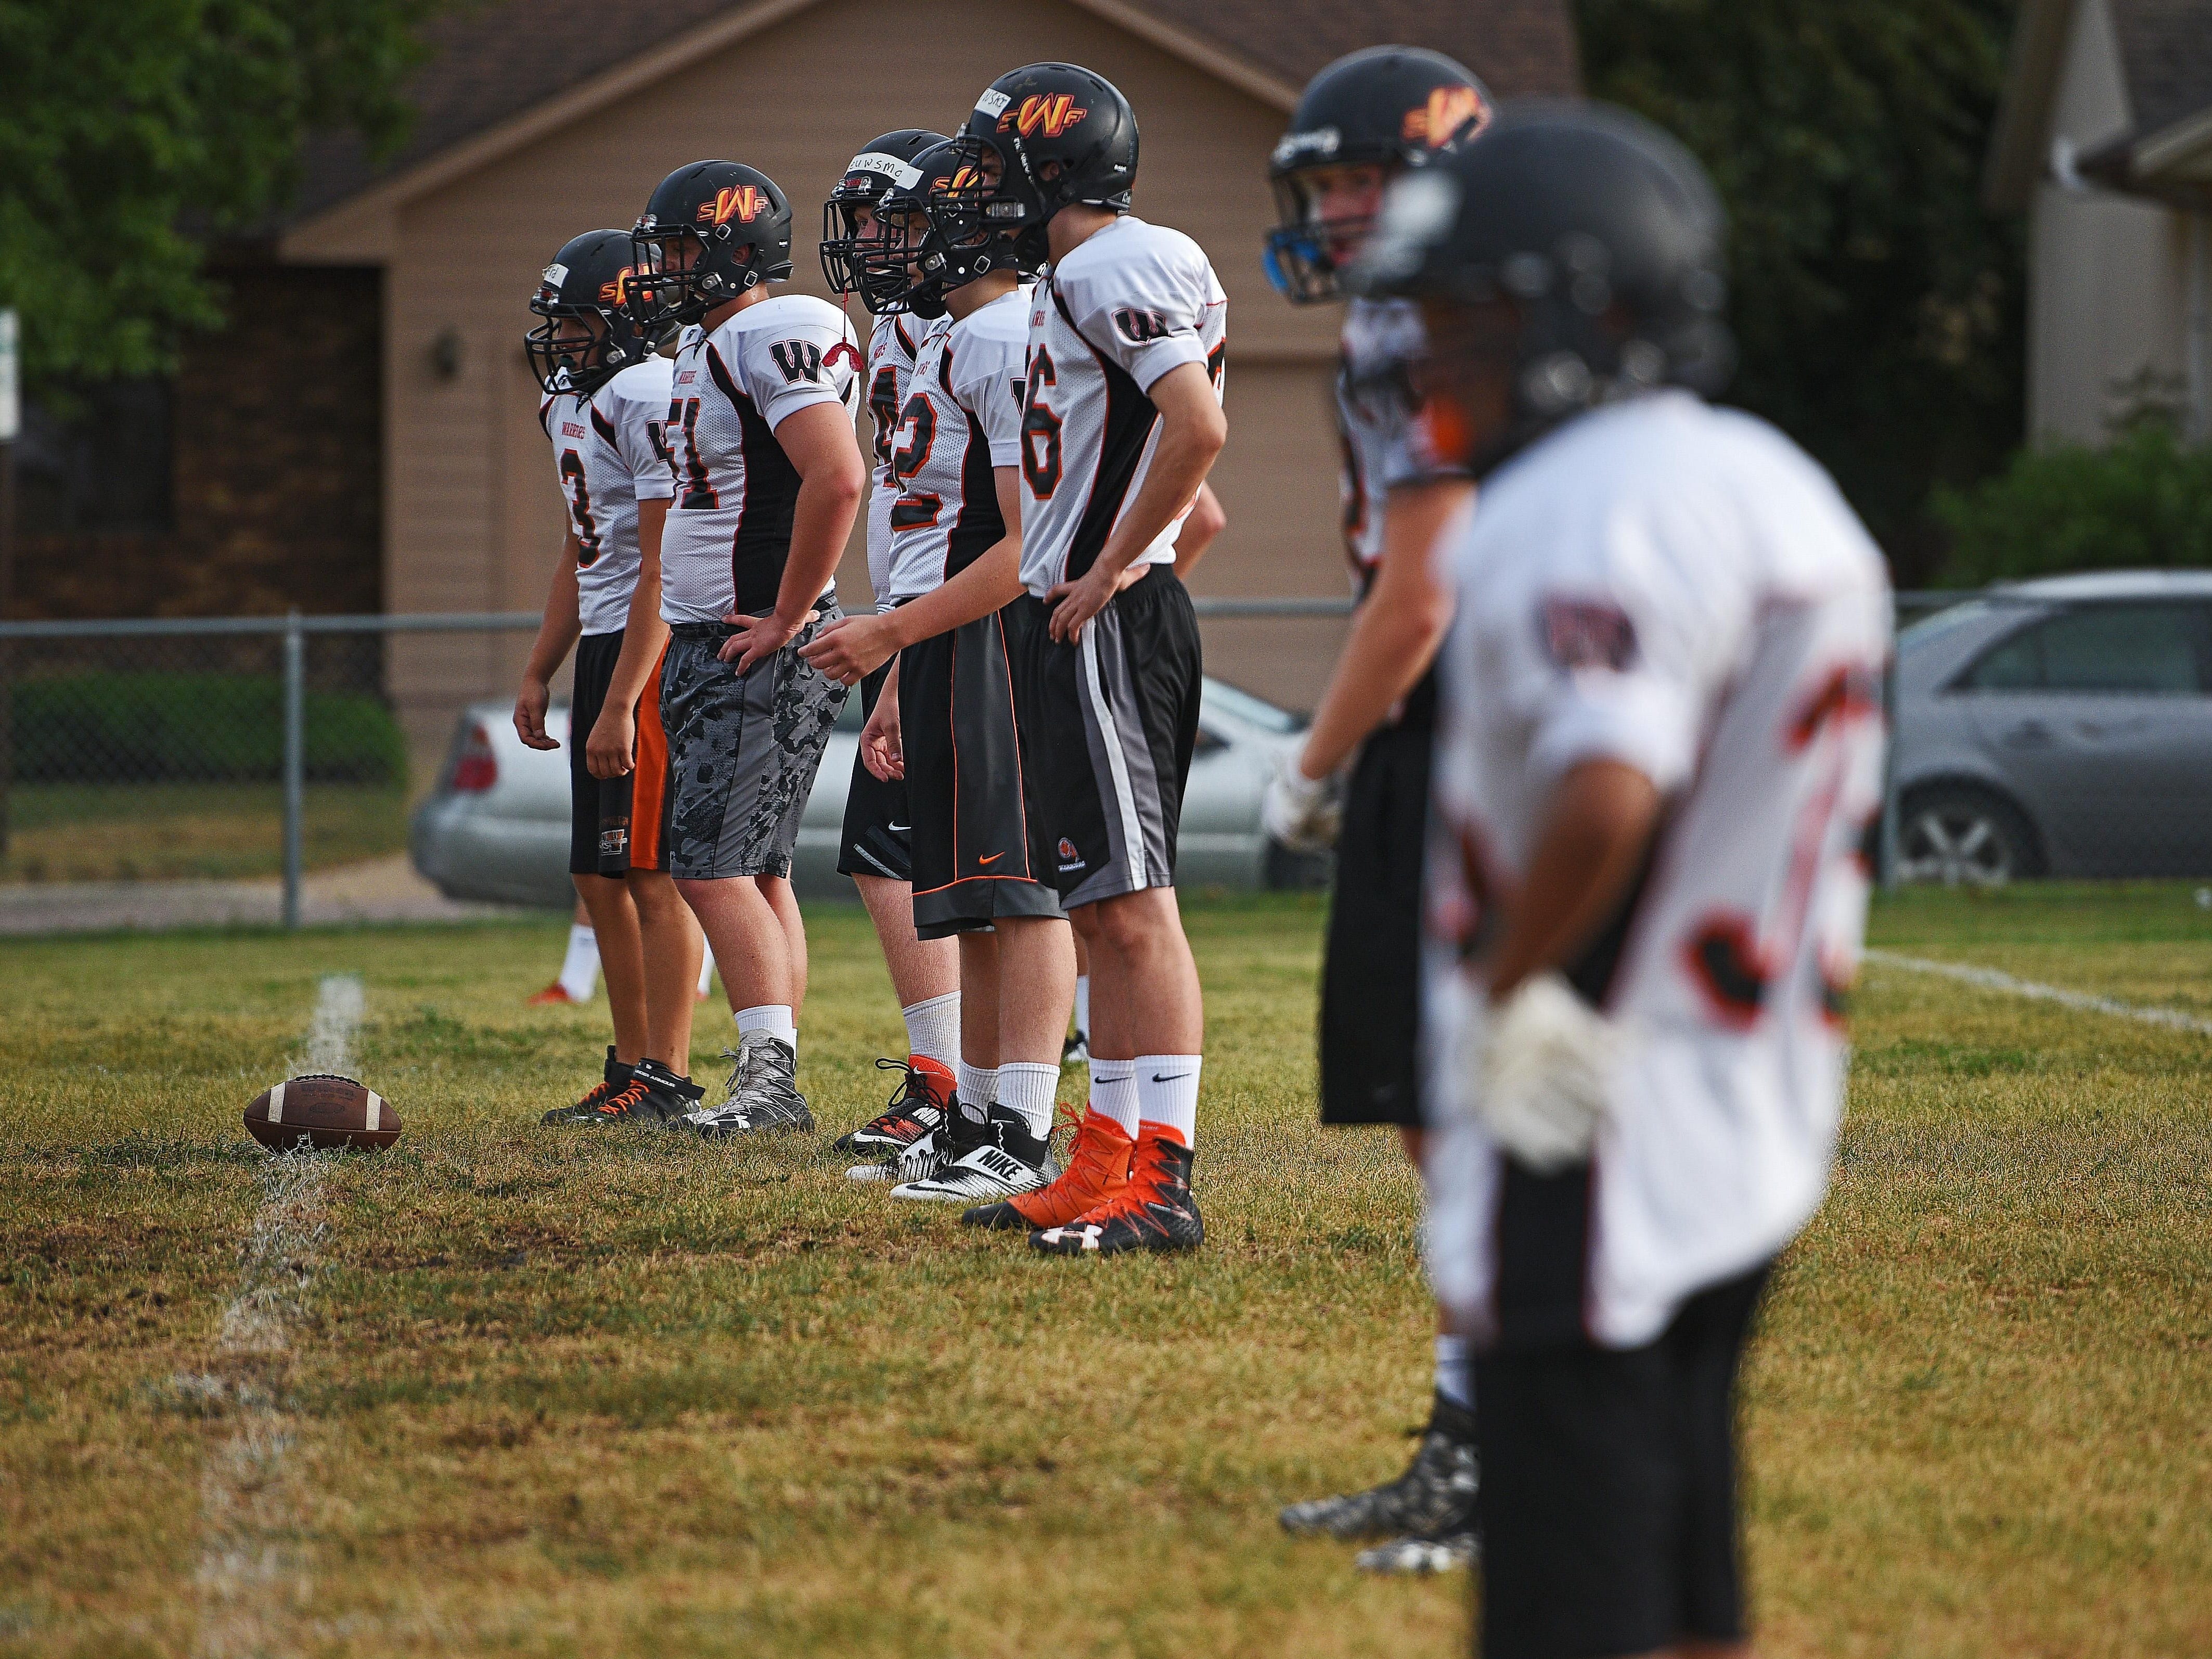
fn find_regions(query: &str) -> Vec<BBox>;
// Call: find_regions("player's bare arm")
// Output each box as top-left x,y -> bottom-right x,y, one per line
720,401 -> 866,674
516,530 -> 585,751
803,467 -> 1026,684
1172,481 -> 1227,582
586,496 -> 670,780
1478,757 -> 1661,1001
1045,362 -> 1227,641
1294,476 -> 1471,780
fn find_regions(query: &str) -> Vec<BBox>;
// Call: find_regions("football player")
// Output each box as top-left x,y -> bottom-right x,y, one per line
1357,102 -> 1886,1659
1259,49 -> 1496,1573
817,129 -> 967,1164
625,161 -> 867,1136
828,138 -> 1077,1203
812,63 -> 1227,1255
516,229 -> 709,1129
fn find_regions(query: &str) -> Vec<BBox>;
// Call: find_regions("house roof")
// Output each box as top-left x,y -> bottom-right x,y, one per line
288,0 -> 1579,225
1986,0 -> 2212,210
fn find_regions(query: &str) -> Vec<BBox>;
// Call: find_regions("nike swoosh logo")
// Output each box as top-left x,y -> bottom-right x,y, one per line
978,852 -> 1005,865
1150,1072 -> 1192,1084
887,823 -> 910,832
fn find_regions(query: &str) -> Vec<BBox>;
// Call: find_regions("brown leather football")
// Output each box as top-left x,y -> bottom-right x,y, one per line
243,1073 -> 402,1152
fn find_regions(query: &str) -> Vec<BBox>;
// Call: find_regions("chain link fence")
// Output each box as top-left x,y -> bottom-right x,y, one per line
3,585 -> 2207,928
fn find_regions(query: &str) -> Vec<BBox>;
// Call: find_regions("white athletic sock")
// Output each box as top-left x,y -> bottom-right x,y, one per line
1073,975 -> 1091,1040
957,1059 -> 997,1125
697,940 -> 716,999
1135,1054 -> 1201,1148
903,992 -> 961,1069
1434,1332 -> 1473,1409
558,923 -> 599,1002
735,1004 -> 796,1057
995,1061 -> 1059,1143
1089,1058 -> 1138,1137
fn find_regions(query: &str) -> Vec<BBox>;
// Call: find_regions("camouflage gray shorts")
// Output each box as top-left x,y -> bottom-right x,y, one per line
659,608 -> 850,880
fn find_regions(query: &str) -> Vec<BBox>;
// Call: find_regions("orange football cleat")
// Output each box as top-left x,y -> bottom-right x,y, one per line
961,1105 -> 1133,1230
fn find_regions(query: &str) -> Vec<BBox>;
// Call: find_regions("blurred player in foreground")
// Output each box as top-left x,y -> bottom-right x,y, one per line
1262,45 -> 1493,1575
1353,102 -> 1888,1657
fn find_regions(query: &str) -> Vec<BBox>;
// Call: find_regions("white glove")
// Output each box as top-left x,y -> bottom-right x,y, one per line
1454,971 -> 1624,1173
1262,750 -> 1341,852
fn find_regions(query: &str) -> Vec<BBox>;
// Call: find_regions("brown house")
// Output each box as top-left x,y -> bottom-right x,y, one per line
29,0 -> 1577,752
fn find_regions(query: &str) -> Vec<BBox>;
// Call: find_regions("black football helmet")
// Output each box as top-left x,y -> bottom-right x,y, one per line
1346,99 -> 1734,477
932,63 -> 1137,265
819,128 -> 947,311
524,229 -> 653,395
850,138 -> 1040,316
1266,47 -> 1493,304
628,161 -> 794,336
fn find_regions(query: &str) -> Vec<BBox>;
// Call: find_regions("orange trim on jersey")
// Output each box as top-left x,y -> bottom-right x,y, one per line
910,873 -> 1048,897
628,640 -> 674,872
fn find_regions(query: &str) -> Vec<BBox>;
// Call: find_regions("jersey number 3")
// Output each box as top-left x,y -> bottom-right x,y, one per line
1020,347 -> 1063,499
558,451 -> 601,566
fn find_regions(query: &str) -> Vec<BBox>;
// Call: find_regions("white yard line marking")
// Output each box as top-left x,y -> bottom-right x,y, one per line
189,973 -> 362,1658
1863,949 -> 2212,1037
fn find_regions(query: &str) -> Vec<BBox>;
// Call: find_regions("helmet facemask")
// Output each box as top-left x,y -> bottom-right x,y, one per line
525,260 -> 645,395
930,135 -> 1051,273
1265,161 -> 1393,304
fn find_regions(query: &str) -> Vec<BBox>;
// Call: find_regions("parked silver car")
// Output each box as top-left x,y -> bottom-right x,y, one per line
1892,570 -> 2212,882
411,676 -> 1324,906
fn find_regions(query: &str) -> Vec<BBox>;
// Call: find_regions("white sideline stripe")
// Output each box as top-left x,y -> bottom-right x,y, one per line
189,973 -> 363,1658
1863,949 -> 2212,1036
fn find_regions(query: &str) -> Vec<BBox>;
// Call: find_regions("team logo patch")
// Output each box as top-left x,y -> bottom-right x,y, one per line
1401,85 -> 1488,148
770,340 -> 825,383
562,420 -> 588,439
699,184 -> 768,226
1539,598 -> 1638,672
1000,93 -> 1088,138
1112,308 -> 1174,344
599,827 -> 629,858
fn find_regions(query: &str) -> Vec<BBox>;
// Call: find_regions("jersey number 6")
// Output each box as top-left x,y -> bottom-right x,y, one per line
1020,347 -> 1063,499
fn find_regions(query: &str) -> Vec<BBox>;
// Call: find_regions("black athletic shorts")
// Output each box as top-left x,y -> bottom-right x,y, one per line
905,606 -> 1065,939
1318,679 -> 1435,1127
568,629 -> 672,877
837,660 -> 912,884
1472,1263 -> 1772,1659
1012,567 -> 1202,908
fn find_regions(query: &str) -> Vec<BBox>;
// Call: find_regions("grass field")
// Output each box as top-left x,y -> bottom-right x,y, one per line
2,885 -> 2207,1656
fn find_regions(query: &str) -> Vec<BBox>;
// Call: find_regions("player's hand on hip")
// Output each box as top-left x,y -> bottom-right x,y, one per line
1262,749 -> 1342,851
584,706 -> 635,780
800,613 -> 895,685
721,609 -> 805,675
513,677 -> 558,751
1045,567 -> 1116,642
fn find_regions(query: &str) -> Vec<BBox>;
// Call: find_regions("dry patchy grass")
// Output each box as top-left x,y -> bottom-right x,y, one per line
0,886 -> 2206,1656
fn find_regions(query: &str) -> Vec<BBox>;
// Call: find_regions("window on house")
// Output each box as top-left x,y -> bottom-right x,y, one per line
16,379 -> 175,534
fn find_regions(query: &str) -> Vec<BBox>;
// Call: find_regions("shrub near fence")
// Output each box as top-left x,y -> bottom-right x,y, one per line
11,673 -> 405,784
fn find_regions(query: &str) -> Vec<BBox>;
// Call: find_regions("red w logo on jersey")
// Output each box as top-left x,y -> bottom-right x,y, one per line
698,185 -> 767,226
1003,94 -> 1088,138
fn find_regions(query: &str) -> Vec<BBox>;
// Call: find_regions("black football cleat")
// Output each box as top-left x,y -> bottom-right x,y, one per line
542,1046 -> 632,1125
1278,1392 -> 1478,1540
542,1056 -> 701,1127
1029,1129 -> 1202,1256
833,1056 -> 954,1156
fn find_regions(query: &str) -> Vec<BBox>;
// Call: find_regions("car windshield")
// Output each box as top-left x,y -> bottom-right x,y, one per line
1898,599 -> 1996,651
1203,679 -> 1303,734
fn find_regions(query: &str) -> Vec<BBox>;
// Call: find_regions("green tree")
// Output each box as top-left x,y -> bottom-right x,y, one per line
0,0 -> 433,393
1575,0 -> 2023,582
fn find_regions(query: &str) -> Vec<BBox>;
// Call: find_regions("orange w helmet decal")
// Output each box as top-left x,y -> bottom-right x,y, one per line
1002,94 -> 1089,138
1401,85 -> 1489,148
698,185 -> 768,226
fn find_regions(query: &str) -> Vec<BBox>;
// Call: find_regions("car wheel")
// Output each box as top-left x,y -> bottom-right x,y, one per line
1896,787 -> 2041,886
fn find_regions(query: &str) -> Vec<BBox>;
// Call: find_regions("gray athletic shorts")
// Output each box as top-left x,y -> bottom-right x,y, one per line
659,608 -> 848,880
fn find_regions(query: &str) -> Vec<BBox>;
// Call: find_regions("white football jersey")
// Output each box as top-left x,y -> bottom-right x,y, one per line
1336,298 -> 1467,585
884,287 -> 1030,604
864,312 -> 926,606
660,293 -> 862,624
1018,216 -> 1227,596
1422,391 -> 1891,1351
538,358 -> 675,636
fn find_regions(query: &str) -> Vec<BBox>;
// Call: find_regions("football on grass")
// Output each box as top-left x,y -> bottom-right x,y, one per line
244,1074 -> 402,1152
